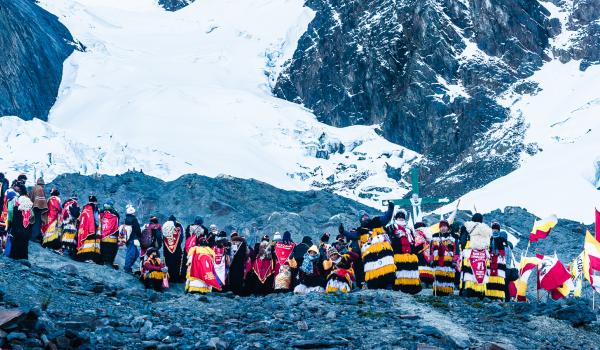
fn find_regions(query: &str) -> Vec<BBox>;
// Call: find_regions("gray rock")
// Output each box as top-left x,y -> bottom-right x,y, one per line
142,340 -> 161,349
296,320 -> 309,331
6,332 -> 27,342
207,337 -> 228,350
63,264 -> 78,276
168,325 -> 183,337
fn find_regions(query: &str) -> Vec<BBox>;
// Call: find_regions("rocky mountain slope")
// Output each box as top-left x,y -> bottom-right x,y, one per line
0,0 -> 75,120
274,0 -> 600,201
1,245 -> 598,349
48,172 -> 372,241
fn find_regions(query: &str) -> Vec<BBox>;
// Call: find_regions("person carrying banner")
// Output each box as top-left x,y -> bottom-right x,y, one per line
459,213 -> 492,298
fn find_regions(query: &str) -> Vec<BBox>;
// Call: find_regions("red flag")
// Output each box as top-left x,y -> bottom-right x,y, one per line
595,208 -> 600,240
539,255 -> 571,292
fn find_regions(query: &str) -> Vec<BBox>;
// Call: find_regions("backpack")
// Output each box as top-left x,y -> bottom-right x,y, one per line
140,225 -> 154,249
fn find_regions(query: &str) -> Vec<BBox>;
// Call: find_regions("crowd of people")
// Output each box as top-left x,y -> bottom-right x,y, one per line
0,172 -> 517,300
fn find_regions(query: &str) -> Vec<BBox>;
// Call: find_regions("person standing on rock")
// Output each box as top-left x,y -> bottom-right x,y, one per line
357,202 -> 396,289
99,199 -> 120,268
122,204 -> 142,274
31,177 -> 48,243
274,231 -> 295,292
459,213 -> 492,299
0,172 -> 9,239
8,184 -> 33,260
387,210 -> 422,295
0,173 -> 9,207
318,232 -> 331,257
293,245 -> 326,294
140,216 -> 163,259
431,220 -> 457,296
141,247 -> 168,292
0,188 -> 16,254
186,233 -> 222,294
414,222 -> 434,288
60,195 -> 80,257
76,195 -> 102,263
245,240 -> 275,295
41,188 -> 62,253
161,215 -> 185,283
486,222 -> 509,301
228,232 -> 249,296
338,224 -> 365,287
212,231 -> 231,290
185,216 -> 207,253
288,235 -> 313,287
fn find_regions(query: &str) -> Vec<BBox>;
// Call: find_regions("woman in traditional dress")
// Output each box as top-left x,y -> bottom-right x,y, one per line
41,188 -> 62,252
75,195 -> 101,263
486,222 -> 509,301
431,220 -> 457,296
60,195 -> 80,257
388,210 -> 422,294
99,199 -> 120,267
414,222 -> 434,287
228,233 -> 249,296
324,246 -> 355,293
162,216 -> 185,283
273,231 -> 295,292
141,248 -> 168,292
245,240 -> 275,295
8,185 -> 33,260
186,235 -> 222,294
294,245 -> 326,294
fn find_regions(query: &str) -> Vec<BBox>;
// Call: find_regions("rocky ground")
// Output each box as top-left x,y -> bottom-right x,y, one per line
0,244 -> 599,350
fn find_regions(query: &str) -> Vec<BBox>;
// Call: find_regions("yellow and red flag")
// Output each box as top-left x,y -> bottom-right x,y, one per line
583,230 -> 600,293
515,256 -> 541,302
529,214 -> 558,243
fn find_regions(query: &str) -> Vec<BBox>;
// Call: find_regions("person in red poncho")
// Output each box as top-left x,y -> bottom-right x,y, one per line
75,195 -> 101,263
185,233 -> 221,294
41,188 -> 62,252
273,231 -> 295,292
99,199 -> 120,268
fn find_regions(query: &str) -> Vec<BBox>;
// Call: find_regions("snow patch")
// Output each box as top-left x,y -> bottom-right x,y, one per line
441,60 -> 600,223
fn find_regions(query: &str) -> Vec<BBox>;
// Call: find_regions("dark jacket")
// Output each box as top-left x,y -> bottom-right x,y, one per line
124,213 -> 142,243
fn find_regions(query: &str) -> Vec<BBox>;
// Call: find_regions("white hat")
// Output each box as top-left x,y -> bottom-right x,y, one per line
126,204 -> 135,215
273,231 -> 282,241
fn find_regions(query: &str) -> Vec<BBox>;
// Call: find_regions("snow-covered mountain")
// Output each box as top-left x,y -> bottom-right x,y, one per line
0,0 -> 599,222
1,0 -> 419,207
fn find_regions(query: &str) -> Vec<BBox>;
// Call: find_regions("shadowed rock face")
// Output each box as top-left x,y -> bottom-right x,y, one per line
274,0 -> 557,198
48,172 -> 373,242
0,0 -> 74,120
158,0 -> 195,11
